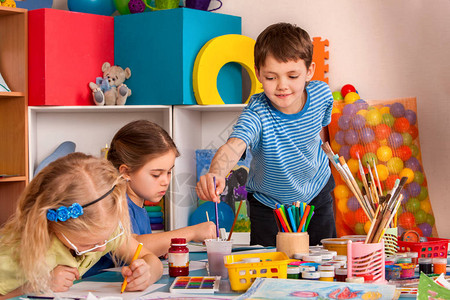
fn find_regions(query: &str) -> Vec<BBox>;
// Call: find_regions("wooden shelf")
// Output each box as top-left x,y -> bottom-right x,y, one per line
0,92 -> 25,98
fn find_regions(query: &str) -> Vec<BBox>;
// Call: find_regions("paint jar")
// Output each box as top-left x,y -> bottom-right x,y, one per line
346,276 -> 364,283
335,268 -> 348,282
317,252 -> 334,262
318,265 -> 335,272
319,270 -> 335,282
301,262 -> 321,271
276,232 -> 309,259
433,258 -> 447,274
168,238 -> 189,277
418,258 -> 433,275
397,257 -> 412,264
385,255 -> 396,265
302,254 -> 323,264
397,263 -> 415,278
334,255 -> 347,268
406,252 -> 419,265
298,266 -> 315,278
302,271 -> 320,280
356,274 -> 374,283
287,266 -> 300,279
293,252 -> 309,260
385,265 -> 401,281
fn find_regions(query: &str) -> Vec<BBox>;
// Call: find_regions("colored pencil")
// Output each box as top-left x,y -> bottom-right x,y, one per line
287,206 -> 297,233
304,205 -> 315,232
121,243 -> 143,293
298,205 -> 310,232
279,205 -> 292,232
274,208 -> 289,232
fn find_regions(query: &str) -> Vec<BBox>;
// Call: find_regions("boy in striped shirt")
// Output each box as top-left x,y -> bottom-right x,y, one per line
196,22 -> 336,246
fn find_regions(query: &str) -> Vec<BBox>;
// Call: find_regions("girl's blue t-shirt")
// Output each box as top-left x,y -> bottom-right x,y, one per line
83,194 -> 152,277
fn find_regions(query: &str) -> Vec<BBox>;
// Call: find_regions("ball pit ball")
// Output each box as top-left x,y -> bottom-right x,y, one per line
332,91 -> 344,100
365,109 -> 382,126
399,168 -> 414,184
355,207 -> 369,223
382,113 -> 395,127
330,113 -> 341,129
351,114 -> 366,129
347,158 -> 359,175
338,114 -> 352,130
344,92 -> 360,104
394,117 -> 411,133
379,106 -> 390,115
388,132 -> 403,149
418,187 -> 428,201
360,127 -> 375,143
397,145 -> 412,161
350,144 -> 365,160
338,198 -> 349,214
332,107 -> 342,115
335,130 -> 346,145
344,211 -> 357,228
342,103 -> 358,115
364,221 -> 372,234
377,146 -> 393,162
420,200 -> 432,213
347,196 -> 360,212
407,182 -> 421,198
339,145 -> 351,160
334,184 -> 350,200
354,222 -> 366,235
425,213 -> 435,227
344,130 -> 359,145
401,133 -> 413,146
418,222 -> 432,237
374,124 -> 391,140
365,141 -> 380,154
376,164 -> 389,181
385,175 -> 400,190
411,226 -> 423,237
414,209 -> 427,224
407,125 -> 419,139
404,109 -> 417,125
390,102 -> 406,118
406,197 -> 421,213
400,189 -> 409,204
331,139 -> 342,153
398,212 -> 415,230
357,109 -> 368,117
362,152 -> 377,167
409,144 -> 419,157
405,157 -> 421,171
341,84 -> 356,98
354,99 -> 369,111
387,157 -> 404,174
414,171 -> 424,185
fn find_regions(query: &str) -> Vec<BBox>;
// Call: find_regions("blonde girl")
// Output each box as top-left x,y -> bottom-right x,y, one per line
0,153 -> 163,298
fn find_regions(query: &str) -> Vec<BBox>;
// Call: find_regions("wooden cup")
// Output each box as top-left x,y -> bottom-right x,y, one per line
276,232 -> 309,258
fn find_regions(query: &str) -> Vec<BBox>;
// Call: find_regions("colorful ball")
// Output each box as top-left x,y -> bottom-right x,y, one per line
355,207 -> 369,223
344,211 -> 357,228
388,132 -> 403,149
404,109 -> 417,125
347,158 -> 359,175
409,144 -> 420,157
399,168 -> 414,184
334,184 -> 350,200
407,182 -> 421,197
332,107 -> 342,114
351,114 -> 366,129
347,196 -> 360,212
418,222 -> 432,237
400,189 -> 410,204
418,187 -> 428,201
405,157 -> 421,172
350,144 -> 365,160
335,130 -> 346,145
332,91 -> 344,100
341,84 -> 356,98
385,175 -> 400,190
374,124 -> 391,140
382,113 -> 395,127
364,221 -> 372,234
354,99 -> 369,111
379,106 -> 390,115
343,103 -> 358,115
420,200 -> 432,213
406,197 -> 420,213
338,114 -> 352,130
365,109 -> 382,126
407,125 -> 419,140
401,133 -> 413,146
390,102 -> 406,118
414,209 -> 427,224
345,130 -> 359,145
411,226 -> 423,237
360,127 -> 375,143
396,145 -> 413,161
337,198 -> 349,214
377,146 -> 393,162
354,223 -> 366,235
387,157 -> 404,174
339,145 -> 351,160
413,171 -> 424,185
331,139 -> 342,154
344,92 -> 360,104
365,141 -> 380,154
376,164 -> 389,181
425,214 -> 435,227
189,201 -> 235,231
357,109 -> 368,117
330,113 -> 341,129
394,117 -> 410,133
398,212 -> 415,230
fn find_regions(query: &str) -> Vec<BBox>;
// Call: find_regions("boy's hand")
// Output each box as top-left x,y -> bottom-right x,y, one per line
196,173 -> 224,203
50,265 -> 79,292
192,221 -> 217,242
121,259 -> 151,292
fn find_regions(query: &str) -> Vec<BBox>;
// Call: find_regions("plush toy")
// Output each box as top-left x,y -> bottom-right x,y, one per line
89,62 -> 132,105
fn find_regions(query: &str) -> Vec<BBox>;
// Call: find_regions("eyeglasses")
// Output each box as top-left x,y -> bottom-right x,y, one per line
60,221 -> 124,256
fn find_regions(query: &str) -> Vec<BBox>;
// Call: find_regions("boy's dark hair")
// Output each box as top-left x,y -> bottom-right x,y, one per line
254,22 -> 313,71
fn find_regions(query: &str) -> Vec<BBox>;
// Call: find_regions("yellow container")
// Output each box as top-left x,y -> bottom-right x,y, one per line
321,238 -> 350,256
224,252 -> 292,292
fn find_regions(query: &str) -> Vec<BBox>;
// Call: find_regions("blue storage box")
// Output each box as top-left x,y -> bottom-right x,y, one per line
115,8 -> 242,105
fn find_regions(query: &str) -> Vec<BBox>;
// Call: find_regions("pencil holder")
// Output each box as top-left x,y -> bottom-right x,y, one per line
276,232 -> 309,259
383,227 -> 398,256
347,240 -> 386,284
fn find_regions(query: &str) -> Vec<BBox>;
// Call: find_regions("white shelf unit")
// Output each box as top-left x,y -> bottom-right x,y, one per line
171,104 -> 246,230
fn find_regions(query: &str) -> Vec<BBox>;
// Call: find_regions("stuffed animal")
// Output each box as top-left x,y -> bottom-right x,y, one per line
89,62 -> 132,105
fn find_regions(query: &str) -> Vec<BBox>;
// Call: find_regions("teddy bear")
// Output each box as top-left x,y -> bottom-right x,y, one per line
89,62 -> 132,105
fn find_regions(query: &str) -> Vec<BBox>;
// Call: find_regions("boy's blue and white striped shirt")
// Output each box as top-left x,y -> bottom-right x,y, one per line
229,80 -> 334,208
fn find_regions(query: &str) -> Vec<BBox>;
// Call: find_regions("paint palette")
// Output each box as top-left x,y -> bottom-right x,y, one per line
169,276 -> 220,294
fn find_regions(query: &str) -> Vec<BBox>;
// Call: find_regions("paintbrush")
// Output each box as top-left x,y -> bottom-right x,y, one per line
372,158 -> 383,196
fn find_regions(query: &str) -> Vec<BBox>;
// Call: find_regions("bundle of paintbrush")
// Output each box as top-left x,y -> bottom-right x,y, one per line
273,202 -> 315,233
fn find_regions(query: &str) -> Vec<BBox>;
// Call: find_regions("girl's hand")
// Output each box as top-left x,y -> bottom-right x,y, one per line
192,221 -> 218,242
50,265 -> 79,292
121,259 -> 151,292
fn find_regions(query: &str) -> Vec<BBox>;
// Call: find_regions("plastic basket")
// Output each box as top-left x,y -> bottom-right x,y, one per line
347,240 -> 386,284
398,237 -> 449,258
224,251 -> 291,292
383,227 -> 398,256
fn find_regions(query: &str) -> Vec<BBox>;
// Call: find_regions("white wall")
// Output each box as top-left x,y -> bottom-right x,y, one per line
52,0 -> 450,237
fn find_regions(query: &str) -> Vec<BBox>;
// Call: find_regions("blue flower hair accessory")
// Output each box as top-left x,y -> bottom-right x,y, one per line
47,185 -> 115,222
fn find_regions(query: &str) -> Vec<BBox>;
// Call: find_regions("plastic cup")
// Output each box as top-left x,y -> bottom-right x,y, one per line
205,238 -> 232,279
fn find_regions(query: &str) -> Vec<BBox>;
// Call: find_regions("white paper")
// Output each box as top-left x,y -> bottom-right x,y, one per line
55,281 -> 166,300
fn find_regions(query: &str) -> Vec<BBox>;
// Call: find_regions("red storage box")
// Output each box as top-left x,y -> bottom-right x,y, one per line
398,237 -> 449,258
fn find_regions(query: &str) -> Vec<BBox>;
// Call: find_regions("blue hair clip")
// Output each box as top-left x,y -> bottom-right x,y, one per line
47,203 -> 84,222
